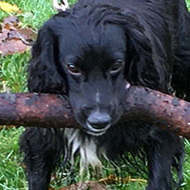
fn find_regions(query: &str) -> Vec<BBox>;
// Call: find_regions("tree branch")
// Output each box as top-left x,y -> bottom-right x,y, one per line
0,92 -> 78,128
0,84 -> 190,139
123,85 -> 190,138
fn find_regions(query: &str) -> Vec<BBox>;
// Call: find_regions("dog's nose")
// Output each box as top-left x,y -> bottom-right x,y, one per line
87,111 -> 111,130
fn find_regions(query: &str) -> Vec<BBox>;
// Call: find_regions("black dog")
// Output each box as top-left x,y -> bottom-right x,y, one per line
20,0 -> 190,189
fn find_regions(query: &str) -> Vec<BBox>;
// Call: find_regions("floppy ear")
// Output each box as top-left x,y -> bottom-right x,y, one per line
27,23 -> 68,94
123,14 -> 172,93
123,17 -> 159,88
105,8 -> 171,93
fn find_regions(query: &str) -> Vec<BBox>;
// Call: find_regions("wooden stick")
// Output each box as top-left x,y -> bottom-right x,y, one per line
0,92 -> 78,128
0,85 -> 190,138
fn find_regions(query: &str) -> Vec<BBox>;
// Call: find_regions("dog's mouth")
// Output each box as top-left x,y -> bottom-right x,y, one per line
85,122 -> 111,136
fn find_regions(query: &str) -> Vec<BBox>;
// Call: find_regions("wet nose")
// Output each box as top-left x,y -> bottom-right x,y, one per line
87,111 -> 111,130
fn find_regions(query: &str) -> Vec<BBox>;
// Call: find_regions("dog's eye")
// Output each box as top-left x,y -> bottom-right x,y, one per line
67,64 -> 81,76
110,60 -> 123,74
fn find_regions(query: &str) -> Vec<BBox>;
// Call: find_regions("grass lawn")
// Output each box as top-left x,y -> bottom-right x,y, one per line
0,0 -> 190,189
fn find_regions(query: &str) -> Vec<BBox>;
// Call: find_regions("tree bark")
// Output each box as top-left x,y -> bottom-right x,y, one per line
0,92 -> 79,128
123,86 -> 190,138
0,85 -> 190,139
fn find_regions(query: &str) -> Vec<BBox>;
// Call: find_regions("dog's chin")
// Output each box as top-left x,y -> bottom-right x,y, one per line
84,123 -> 111,136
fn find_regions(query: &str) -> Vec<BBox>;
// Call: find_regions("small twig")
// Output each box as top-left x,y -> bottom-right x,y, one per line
98,175 -> 147,185
13,31 -> 33,46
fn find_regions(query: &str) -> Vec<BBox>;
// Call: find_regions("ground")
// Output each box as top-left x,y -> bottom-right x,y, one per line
0,0 -> 190,189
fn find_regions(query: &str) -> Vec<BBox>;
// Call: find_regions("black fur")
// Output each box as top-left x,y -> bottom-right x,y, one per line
20,0 -> 190,189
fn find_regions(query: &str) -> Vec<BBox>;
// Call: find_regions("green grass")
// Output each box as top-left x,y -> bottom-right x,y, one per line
187,1 -> 190,9
0,0 -> 190,189
183,139 -> 190,189
0,127 -> 27,190
0,53 -> 29,92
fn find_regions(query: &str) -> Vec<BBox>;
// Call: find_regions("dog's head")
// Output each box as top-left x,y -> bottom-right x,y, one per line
28,4 -> 170,135
63,21 -> 127,135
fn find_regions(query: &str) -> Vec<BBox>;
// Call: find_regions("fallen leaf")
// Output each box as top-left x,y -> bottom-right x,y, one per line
58,175 -> 147,190
59,181 -> 106,190
0,16 -> 37,56
0,1 -> 20,13
3,16 -> 20,28
0,40 -> 29,56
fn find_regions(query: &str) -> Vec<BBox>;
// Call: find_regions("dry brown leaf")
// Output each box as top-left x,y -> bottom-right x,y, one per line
0,16 -> 36,56
59,181 -> 106,190
58,175 -> 147,190
3,16 -> 20,26
0,40 -> 29,55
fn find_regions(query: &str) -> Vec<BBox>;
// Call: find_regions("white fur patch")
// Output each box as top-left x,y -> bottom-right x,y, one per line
125,82 -> 131,89
64,128 -> 105,177
95,91 -> 100,103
